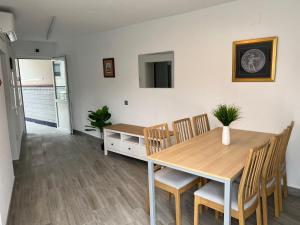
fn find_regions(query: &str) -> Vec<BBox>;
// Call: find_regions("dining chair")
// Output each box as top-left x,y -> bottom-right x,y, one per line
261,130 -> 287,225
173,118 -> 194,144
191,114 -> 211,203
193,141 -> 269,225
144,123 -> 200,225
192,114 -> 210,136
278,121 -> 294,212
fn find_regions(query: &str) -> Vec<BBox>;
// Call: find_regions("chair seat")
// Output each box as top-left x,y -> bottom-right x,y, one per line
194,181 -> 257,211
155,167 -> 198,189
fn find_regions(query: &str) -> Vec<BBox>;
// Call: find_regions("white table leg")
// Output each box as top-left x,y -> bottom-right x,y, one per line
148,161 -> 156,225
224,180 -> 232,225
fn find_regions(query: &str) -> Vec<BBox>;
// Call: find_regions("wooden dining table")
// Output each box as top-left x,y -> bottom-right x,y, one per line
147,127 -> 273,225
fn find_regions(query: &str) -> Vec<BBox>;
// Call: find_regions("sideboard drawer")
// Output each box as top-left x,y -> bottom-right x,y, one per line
121,142 -> 139,156
106,138 -> 120,150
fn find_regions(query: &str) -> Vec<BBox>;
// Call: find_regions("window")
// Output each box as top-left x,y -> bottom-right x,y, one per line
139,51 -> 174,88
53,63 -> 61,76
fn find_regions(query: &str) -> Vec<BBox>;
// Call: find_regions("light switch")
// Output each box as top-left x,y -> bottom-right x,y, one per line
124,100 -> 128,105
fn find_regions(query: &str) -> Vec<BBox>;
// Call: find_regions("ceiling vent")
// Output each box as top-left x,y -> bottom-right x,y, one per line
0,12 -> 17,42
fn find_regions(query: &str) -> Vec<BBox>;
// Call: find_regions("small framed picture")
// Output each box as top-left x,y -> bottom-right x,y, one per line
232,37 -> 278,82
103,58 -> 115,78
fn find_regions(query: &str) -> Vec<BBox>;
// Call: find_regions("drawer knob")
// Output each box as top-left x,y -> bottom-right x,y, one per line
128,147 -> 131,150
111,143 -> 114,145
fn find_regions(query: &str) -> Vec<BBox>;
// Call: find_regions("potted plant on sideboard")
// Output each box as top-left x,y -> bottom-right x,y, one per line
85,106 -> 112,150
213,104 -> 241,145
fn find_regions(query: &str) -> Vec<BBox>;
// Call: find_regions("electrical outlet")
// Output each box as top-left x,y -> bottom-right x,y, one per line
124,100 -> 128,105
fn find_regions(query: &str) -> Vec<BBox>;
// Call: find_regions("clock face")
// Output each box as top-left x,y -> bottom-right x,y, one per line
241,49 -> 266,73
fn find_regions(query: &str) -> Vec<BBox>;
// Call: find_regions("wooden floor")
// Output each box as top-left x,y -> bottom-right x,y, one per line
7,129 -> 300,225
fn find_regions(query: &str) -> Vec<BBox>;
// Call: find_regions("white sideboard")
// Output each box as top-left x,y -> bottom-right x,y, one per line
104,124 -> 147,161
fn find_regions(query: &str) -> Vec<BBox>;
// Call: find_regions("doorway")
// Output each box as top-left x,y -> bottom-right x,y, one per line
18,58 -> 72,134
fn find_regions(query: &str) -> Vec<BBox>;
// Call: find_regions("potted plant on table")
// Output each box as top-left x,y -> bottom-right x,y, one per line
213,104 -> 241,145
85,106 -> 112,150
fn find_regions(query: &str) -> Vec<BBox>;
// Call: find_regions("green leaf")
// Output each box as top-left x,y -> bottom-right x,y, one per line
213,104 -> 241,126
85,105 -> 112,132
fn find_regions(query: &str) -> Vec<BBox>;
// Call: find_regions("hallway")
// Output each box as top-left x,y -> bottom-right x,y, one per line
7,132 -> 300,225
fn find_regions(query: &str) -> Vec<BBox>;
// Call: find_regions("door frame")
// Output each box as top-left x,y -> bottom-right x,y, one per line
17,57 -> 53,133
15,59 -> 27,134
17,57 -> 73,133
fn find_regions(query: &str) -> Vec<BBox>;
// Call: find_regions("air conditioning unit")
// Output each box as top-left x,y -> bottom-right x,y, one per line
0,12 -> 17,42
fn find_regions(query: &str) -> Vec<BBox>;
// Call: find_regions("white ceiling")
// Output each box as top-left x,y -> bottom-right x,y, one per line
0,0 -> 234,41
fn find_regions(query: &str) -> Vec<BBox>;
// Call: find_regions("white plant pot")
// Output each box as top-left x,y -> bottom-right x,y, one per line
222,126 -> 230,145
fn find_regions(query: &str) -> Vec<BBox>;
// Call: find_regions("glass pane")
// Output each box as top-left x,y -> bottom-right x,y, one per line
53,59 -> 67,101
15,59 -> 23,106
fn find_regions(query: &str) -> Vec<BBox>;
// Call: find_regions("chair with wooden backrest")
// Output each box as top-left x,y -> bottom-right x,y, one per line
278,121 -> 294,212
173,118 -> 194,144
192,114 -> 210,136
191,114 -> 211,190
144,123 -> 200,225
194,141 -> 269,225
261,130 -> 287,225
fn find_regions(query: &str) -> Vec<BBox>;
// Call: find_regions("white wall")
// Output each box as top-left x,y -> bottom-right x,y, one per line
1,44 -> 25,161
0,40 -> 15,225
57,0 -> 300,188
12,40 -> 57,59
19,59 -> 54,86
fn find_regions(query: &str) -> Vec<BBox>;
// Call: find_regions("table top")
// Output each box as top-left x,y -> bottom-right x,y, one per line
148,127 -> 273,181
